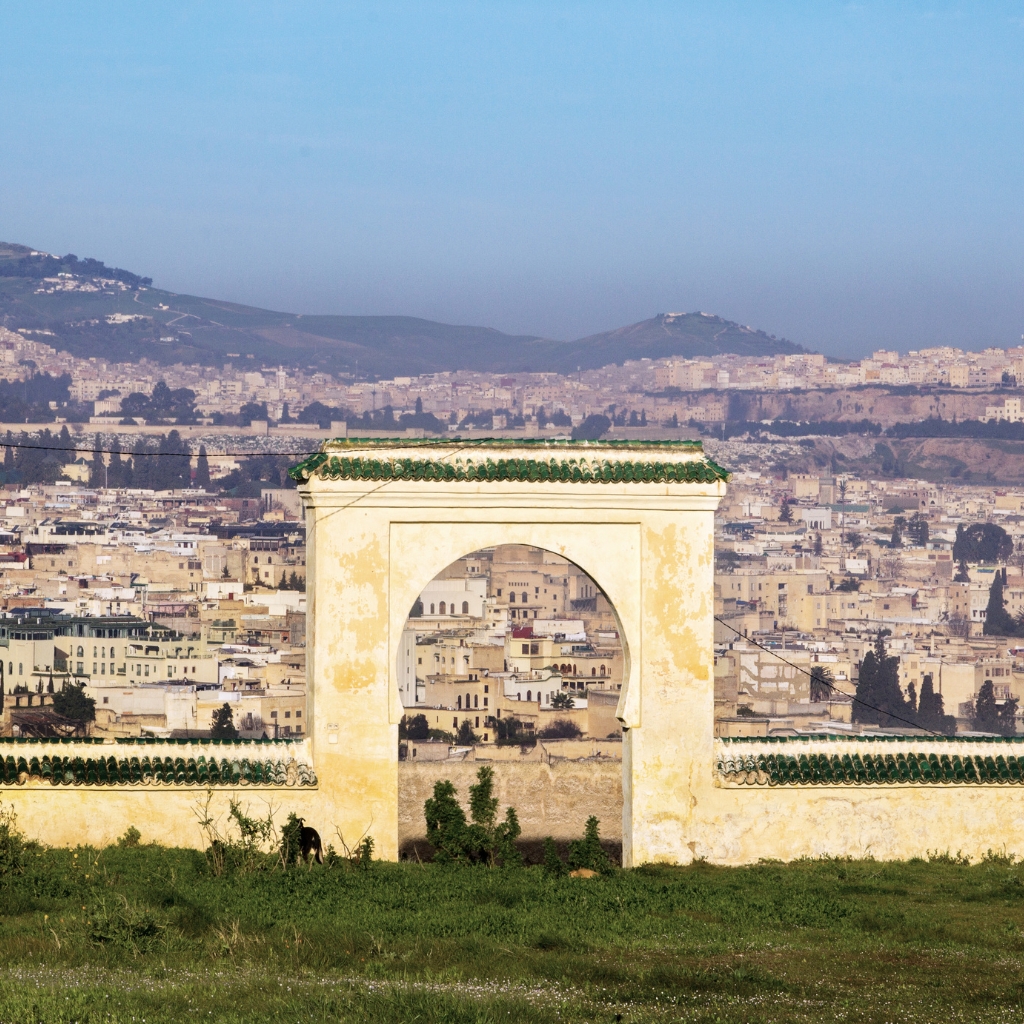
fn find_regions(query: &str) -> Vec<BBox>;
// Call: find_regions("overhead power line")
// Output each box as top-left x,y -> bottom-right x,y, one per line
0,437 -> 481,460
713,615 -> 939,736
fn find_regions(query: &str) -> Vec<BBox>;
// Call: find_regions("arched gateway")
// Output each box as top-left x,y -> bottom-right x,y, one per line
293,437 -> 727,866
6,437 -> 1024,862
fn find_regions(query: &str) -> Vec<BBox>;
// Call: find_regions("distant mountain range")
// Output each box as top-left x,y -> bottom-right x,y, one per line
0,242 -> 807,376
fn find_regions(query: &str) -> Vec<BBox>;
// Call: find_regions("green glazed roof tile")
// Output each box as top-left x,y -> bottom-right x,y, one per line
716,750 -> 1024,786
0,753 -> 317,788
288,440 -> 729,485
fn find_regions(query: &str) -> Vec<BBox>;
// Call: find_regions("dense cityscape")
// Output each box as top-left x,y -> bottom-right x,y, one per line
5,317 -> 1024,747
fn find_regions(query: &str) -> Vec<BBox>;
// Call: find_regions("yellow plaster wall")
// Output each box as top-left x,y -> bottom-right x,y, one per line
0,784 -> 326,850
697,787 -> 1024,863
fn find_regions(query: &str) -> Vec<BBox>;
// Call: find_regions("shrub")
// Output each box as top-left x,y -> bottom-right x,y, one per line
568,816 -> 613,874
424,780 -> 469,865
0,803 -> 25,879
424,767 -> 521,866
117,826 -> 142,848
52,680 -> 95,722
357,836 -> 375,870
543,836 -> 566,877
194,791 -> 275,875
279,813 -> 303,868
88,894 -> 164,955
539,718 -> 582,740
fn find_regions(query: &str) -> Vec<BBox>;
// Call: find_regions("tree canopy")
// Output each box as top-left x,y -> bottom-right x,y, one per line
853,633 -> 913,727
953,523 -> 1012,564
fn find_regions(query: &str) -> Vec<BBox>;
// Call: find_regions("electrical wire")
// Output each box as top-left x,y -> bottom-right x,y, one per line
0,436 -> 492,460
309,437 -> 495,531
713,614 -> 940,736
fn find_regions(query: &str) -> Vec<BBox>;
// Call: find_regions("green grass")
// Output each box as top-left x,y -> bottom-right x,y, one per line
4,845 -> 1024,1022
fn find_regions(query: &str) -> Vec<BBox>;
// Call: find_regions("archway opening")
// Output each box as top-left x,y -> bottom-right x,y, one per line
396,543 -> 625,861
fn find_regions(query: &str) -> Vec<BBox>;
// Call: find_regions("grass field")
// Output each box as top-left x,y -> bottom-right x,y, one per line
4,834 -> 1024,1024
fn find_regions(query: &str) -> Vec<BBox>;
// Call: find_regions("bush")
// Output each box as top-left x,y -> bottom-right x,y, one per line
423,767 -> 521,866
117,826 -> 142,848
543,836 -> 566,877
571,414 -> 611,441
194,792 -> 275,876
0,803 -> 25,879
52,681 -> 95,723
357,836 -> 375,870
539,718 -> 582,740
279,813 -> 303,868
88,894 -> 164,955
568,816 -> 613,874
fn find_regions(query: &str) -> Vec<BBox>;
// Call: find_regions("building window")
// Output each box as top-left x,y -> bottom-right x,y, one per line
102,696 -> 108,704
271,711 -> 278,718
462,601 -> 469,614
439,602 -> 446,614
510,593 -> 515,603
473,694 -> 478,708
285,711 -> 291,718
457,695 -> 462,709
483,697 -> 488,707
295,710 -> 301,718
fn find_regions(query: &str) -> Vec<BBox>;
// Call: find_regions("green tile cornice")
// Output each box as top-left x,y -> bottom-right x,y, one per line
716,749 -> 1024,786
0,752 -> 317,788
289,439 -> 728,485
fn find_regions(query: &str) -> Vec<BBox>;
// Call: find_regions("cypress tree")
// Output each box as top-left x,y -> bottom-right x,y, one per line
974,680 -> 1001,733
89,433 -> 105,487
108,439 -> 127,488
58,424 -> 74,465
853,632 -> 912,727
195,445 -> 211,490
983,572 -> 1017,636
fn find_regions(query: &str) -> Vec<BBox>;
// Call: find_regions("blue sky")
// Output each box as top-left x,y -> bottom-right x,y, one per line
1,2 -> 1022,355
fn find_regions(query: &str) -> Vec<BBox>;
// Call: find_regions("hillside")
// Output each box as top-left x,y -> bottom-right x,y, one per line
564,312 -> 804,368
0,242 -> 806,375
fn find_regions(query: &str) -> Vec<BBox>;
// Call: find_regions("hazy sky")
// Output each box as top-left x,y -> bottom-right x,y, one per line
1,2 -> 1022,356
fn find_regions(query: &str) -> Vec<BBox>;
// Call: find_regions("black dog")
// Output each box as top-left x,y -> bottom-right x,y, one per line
297,818 -> 323,866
